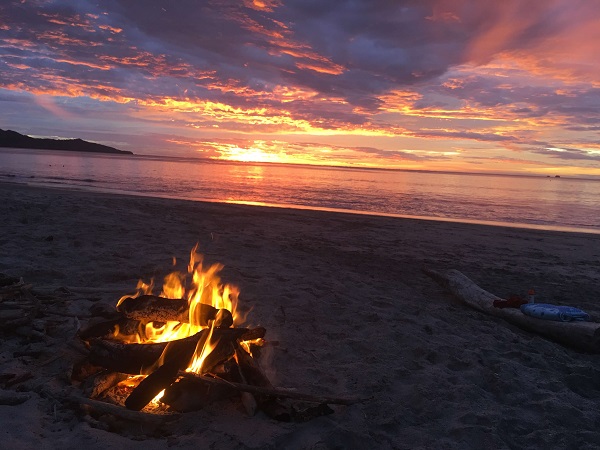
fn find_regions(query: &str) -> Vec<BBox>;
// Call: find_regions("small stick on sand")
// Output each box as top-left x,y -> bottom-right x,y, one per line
177,371 -> 370,406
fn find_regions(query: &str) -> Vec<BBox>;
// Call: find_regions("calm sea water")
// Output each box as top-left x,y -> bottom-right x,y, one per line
1,148 -> 599,234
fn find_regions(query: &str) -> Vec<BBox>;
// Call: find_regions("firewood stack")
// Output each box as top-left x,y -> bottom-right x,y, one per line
76,293 -> 357,421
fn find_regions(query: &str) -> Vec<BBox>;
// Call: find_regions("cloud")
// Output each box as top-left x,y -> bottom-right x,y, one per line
0,0 -> 599,173
4,0 -> 596,108
529,146 -> 600,162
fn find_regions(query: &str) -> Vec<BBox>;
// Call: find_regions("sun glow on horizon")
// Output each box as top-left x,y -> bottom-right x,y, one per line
222,146 -> 283,163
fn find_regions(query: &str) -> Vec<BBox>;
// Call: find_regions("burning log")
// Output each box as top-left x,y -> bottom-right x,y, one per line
200,339 -> 236,374
124,330 -> 201,411
117,295 -> 233,327
124,327 -> 262,410
78,316 -> 141,341
88,327 -> 265,375
88,338 -> 172,375
160,345 -> 251,412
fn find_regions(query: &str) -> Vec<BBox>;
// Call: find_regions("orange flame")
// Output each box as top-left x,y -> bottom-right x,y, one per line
114,243 -> 251,399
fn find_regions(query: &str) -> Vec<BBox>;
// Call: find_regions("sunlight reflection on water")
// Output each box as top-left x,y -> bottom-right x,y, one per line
1,148 -> 599,234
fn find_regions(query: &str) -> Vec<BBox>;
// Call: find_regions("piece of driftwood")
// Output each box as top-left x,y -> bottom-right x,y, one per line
117,295 -> 233,327
0,300 -> 38,329
0,276 -> 30,298
36,384 -> 178,424
424,268 -> 600,353
0,390 -> 30,406
87,327 -> 264,374
71,394 -> 177,424
1,372 -> 34,388
177,372 -> 368,406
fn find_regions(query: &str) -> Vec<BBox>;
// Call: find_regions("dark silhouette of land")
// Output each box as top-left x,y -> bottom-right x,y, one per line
0,129 -> 133,155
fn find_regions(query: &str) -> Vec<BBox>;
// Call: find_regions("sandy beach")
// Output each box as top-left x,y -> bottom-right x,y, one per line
1,182 -> 600,449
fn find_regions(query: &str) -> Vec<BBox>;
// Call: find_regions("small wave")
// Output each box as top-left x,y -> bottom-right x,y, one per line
41,175 -> 99,183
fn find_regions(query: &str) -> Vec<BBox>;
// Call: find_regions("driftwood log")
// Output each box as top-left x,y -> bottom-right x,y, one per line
425,268 -> 600,353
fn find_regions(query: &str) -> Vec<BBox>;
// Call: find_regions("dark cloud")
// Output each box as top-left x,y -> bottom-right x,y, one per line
3,0 -> 595,108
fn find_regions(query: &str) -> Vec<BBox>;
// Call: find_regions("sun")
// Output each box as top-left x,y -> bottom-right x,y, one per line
224,146 -> 282,163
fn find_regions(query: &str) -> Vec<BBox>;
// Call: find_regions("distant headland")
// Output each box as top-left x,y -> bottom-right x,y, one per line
0,129 -> 133,155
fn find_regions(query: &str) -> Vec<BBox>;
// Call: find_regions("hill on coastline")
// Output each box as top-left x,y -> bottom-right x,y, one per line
0,129 -> 133,155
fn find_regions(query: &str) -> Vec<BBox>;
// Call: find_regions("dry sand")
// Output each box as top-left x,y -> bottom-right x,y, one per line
1,182 -> 600,449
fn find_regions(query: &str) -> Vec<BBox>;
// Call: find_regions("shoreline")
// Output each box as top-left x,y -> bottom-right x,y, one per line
1,182 -> 600,448
4,179 -> 600,236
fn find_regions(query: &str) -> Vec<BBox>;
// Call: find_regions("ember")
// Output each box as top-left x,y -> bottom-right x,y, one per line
77,244 -> 361,421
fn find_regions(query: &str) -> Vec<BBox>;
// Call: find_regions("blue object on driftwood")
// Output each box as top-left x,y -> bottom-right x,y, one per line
520,303 -> 590,322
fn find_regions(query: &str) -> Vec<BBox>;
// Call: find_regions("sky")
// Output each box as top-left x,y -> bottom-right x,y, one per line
1,0 -> 599,176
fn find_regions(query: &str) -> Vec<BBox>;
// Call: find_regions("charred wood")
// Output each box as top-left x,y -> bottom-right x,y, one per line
199,339 -> 236,374
124,330 -> 203,411
78,317 -> 141,341
71,360 -> 105,383
88,338 -> 167,375
117,295 -> 233,327
71,393 -> 177,424
87,327 -> 264,375
233,346 -> 291,420
235,346 -> 272,388
161,378 -> 237,412
82,370 -> 128,399
117,295 -> 189,323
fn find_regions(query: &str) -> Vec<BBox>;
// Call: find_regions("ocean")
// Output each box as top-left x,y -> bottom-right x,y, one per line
1,148 -> 599,234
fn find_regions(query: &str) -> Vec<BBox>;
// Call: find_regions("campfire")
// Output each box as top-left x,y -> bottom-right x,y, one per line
75,244 -> 359,421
